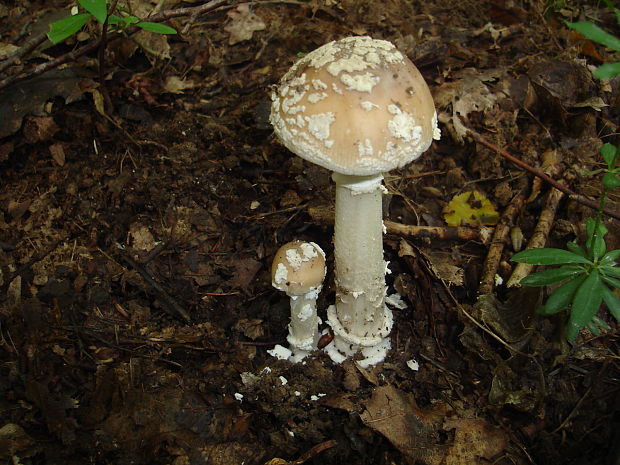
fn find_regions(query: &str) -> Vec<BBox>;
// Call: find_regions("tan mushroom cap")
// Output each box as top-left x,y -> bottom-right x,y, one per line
270,36 -> 440,176
271,241 -> 326,296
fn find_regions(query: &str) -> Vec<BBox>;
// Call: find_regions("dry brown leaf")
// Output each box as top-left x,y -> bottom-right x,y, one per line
434,69 -> 505,143
361,385 -> 516,464
360,385 -> 449,465
164,76 -> 196,94
129,223 -> 156,251
442,417 -> 508,465
234,318 -> 266,340
225,4 -> 266,45
49,142 -> 66,166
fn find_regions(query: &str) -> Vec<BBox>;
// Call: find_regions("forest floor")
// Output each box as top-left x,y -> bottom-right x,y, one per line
1,0 -> 619,464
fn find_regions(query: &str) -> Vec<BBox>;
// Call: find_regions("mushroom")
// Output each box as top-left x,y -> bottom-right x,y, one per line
271,240 -> 326,361
270,36 -> 440,367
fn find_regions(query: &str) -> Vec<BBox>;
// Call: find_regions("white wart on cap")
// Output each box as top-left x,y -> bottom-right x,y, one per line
270,36 -> 440,176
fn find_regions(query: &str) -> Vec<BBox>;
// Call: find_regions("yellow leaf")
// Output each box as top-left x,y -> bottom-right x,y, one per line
444,191 -> 499,226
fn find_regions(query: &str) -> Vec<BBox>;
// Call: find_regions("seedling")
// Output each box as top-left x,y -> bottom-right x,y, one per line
48,0 -> 177,45
512,143 -> 620,341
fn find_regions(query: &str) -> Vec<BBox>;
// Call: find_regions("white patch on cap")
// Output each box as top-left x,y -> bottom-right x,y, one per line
273,263 -> 289,287
307,92 -> 328,104
365,51 -> 380,65
356,139 -> 374,157
311,79 -> 328,90
299,242 -> 319,259
306,112 -> 336,140
360,101 -> 379,111
432,111 -> 441,140
285,248 -> 303,269
340,72 -> 379,93
326,55 -> 370,76
387,104 -> 421,142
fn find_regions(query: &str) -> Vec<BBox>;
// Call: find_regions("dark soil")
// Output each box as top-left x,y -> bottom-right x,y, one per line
1,1 -> 619,464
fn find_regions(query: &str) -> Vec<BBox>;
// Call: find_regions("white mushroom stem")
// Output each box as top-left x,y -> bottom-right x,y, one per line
287,287 -> 321,354
327,173 -> 392,359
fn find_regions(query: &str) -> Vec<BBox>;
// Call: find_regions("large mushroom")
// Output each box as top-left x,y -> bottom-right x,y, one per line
269,36 -> 439,366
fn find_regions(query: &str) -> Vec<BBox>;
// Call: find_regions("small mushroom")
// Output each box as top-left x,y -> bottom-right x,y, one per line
270,36 -> 439,367
271,240 -> 326,362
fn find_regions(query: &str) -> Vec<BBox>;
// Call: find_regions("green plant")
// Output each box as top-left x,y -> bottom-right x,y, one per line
565,0 -> 620,80
48,0 -> 177,45
511,143 -> 620,341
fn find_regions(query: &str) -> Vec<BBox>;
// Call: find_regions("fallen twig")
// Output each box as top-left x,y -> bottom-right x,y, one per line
264,440 -> 337,465
0,32 -> 48,75
468,129 -> 620,221
112,246 -> 192,322
384,220 -> 493,244
478,190 -> 527,295
0,37 -> 102,91
507,186 -> 565,287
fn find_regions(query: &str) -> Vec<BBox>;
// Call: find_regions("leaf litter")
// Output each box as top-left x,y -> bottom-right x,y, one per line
0,0 -> 619,464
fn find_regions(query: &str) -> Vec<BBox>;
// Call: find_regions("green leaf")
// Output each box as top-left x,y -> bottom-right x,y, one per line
601,249 -> 620,264
601,285 -> 620,322
591,315 -> 611,331
566,270 -> 603,341
603,173 -> 620,190
601,143 -> 618,168
519,266 -> 585,287
511,248 -> 592,265
540,274 -> 587,315
108,14 -> 139,26
579,168 -> 605,177
47,13 -> 91,44
78,0 -> 108,24
566,241 -> 588,258
136,22 -> 177,34
585,218 -> 607,261
565,21 -> 620,51
601,274 -> 620,290
594,62 -> 620,80
601,265 -> 620,279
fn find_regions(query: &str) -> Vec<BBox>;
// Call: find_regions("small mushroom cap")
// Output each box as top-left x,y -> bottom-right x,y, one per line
271,241 -> 326,296
270,36 -> 440,176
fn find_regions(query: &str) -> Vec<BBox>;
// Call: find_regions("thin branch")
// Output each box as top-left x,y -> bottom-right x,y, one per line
468,128 -> 620,221
118,250 -> 192,322
0,38 -> 102,91
0,32 -> 48,75
478,190 -> 527,295
384,220 -> 493,244
506,186 -> 565,287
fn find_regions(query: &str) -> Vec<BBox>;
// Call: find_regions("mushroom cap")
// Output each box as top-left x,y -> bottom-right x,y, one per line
270,36 -> 440,176
271,241 -> 326,296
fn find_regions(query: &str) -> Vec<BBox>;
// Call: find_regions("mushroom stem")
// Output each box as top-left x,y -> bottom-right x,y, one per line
288,290 -> 321,357
326,173 -> 392,362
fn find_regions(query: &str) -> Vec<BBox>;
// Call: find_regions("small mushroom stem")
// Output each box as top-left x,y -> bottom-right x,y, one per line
327,173 -> 393,361
288,289 -> 321,354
